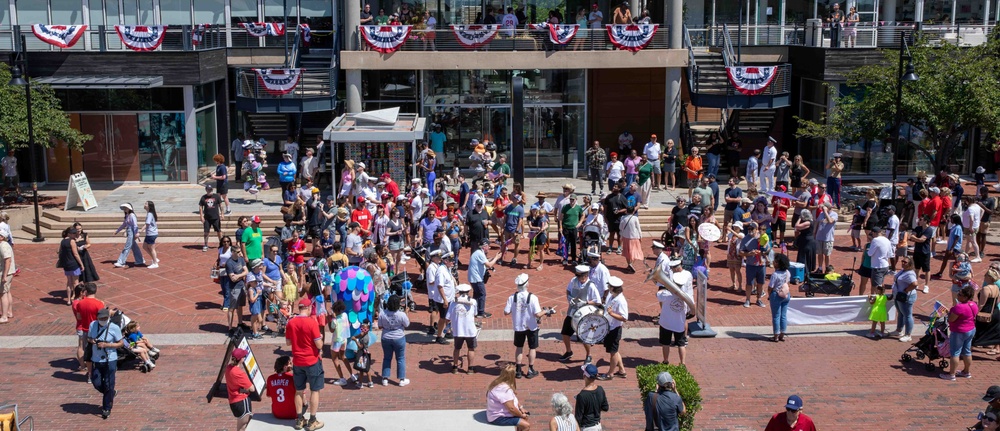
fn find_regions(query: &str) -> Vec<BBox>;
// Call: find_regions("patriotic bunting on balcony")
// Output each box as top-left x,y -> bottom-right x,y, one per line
254,68 -> 303,96
114,25 -> 168,51
360,25 -> 411,53
451,25 -> 499,48
31,24 -> 87,48
191,24 -> 209,46
299,24 -> 311,46
726,66 -> 779,96
606,23 -> 658,52
547,24 -> 579,45
242,22 -> 285,37
528,23 -> 547,30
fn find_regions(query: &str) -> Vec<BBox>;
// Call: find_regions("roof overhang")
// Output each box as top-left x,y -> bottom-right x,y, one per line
33,75 -> 165,89
323,109 -> 427,143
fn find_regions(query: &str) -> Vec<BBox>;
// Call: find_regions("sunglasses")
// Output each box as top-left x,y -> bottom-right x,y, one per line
786,408 -> 799,413
985,417 -> 997,423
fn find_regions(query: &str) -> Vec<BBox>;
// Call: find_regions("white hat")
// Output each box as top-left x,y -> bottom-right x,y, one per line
732,221 -> 744,230
429,249 -> 443,257
590,203 -> 600,210
420,188 -> 429,195
411,178 -> 421,184
768,136 -> 777,143
668,259 -> 682,267
574,265 -> 590,274
515,273 -> 529,286
977,166 -> 986,174
396,195 -> 407,201
652,241 -> 665,249
441,251 -> 454,259
357,162 -> 366,169
119,203 -> 133,211
608,276 -> 624,288
456,283 -> 472,293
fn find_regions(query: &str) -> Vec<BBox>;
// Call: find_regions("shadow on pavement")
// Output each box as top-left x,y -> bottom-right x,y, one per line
417,356 -> 454,375
195,301 -> 222,310
60,402 -> 98,415
198,323 -> 229,333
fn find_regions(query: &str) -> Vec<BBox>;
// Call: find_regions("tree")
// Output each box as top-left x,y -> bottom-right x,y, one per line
0,63 -> 91,151
795,35 -> 1000,173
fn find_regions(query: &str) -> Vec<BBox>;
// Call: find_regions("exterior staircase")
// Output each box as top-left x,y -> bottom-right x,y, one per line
691,50 -> 730,96
24,210 -> 287,240
736,109 -> 777,135
246,113 -> 290,142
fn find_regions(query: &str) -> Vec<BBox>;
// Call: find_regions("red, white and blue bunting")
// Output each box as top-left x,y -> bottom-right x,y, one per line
191,24 -> 209,46
114,25 -> 168,52
298,24 -> 311,46
360,25 -> 411,53
726,66 -> 779,96
254,68 -> 303,96
451,25 -> 499,48
606,23 -> 658,52
547,24 -> 579,45
241,22 -> 285,37
31,24 -> 87,49
528,23 -> 547,30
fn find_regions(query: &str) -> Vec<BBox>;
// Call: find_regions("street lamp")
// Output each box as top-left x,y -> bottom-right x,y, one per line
8,35 -> 44,243
890,31 -> 919,203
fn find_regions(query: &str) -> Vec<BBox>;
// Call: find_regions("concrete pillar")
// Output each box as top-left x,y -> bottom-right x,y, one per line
914,0 -> 924,23
346,70 -> 363,113
346,0 -> 361,51
881,0 -> 896,22
666,0 -> 682,149
985,0 -> 991,25
630,0 -> 640,20
779,0 -> 786,44
183,85 -> 198,184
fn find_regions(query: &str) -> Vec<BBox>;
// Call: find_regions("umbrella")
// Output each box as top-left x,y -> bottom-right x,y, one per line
768,190 -> 797,201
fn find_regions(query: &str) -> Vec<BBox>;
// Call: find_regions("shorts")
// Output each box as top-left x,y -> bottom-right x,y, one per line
0,277 -> 11,295
603,326 -> 622,353
332,341 -> 345,352
724,209 -> 734,225
608,220 -> 620,233
820,241 -> 834,256
949,328 -> 976,357
309,226 -> 322,240
513,329 -> 539,349
65,268 -> 81,277
229,398 -> 252,418
230,287 -> 247,307
662,161 -> 676,173
896,245 -> 909,258
650,163 -> 662,174
773,219 -> 786,234
430,300 -> 447,319
143,235 -> 158,245
658,326 -> 688,347
857,266 -> 872,278
293,360 -> 325,391
913,252 -> 930,272
490,416 -> 522,426
204,218 -> 221,233
745,265 -> 765,285
850,228 -> 861,240
455,336 -> 478,350
3,176 -> 17,188
951,283 -> 965,294
409,223 -> 419,236
871,267 -> 889,287
727,259 -> 742,270
218,183 -> 229,195
560,315 -> 576,337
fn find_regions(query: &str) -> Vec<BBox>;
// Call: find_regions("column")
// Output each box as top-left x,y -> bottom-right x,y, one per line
881,0 -> 896,22
346,0 -> 363,113
183,85 -> 198,184
914,0 -> 924,23
347,71 -> 363,113
779,0 -> 786,44
630,0 -> 639,19
665,0 -> 682,150
985,0 -> 991,25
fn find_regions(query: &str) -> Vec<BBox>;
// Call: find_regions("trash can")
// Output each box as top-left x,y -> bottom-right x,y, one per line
805,18 -> 823,47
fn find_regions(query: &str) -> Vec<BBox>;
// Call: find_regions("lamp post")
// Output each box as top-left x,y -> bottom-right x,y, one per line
8,35 -> 43,242
890,31 -> 918,203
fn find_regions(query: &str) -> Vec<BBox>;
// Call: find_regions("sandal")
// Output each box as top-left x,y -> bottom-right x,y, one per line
613,371 -> 627,378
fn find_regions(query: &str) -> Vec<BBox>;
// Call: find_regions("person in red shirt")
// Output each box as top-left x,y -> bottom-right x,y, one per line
381,173 -> 400,199
771,185 -> 791,245
72,282 -> 104,377
916,189 -> 934,227
928,187 -> 945,252
285,298 -> 325,431
936,188 -> 953,246
351,197 -> 372,236
225,348 -> 255,431
764,395 -> 817,431
266,356 -> 298,420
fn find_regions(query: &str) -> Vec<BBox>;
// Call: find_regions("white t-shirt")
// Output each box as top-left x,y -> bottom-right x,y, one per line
283,141 -> 300,164
300,155 -> 317,179
589,264 -> 611,298
606,161 -> 625,181
886,214 -> 901,246
657,270 -> 693,332
643,141 -> 661,161
426,261 -> 441,303
504,291 -> 542,332
566,277 -> 601,306
604,292 -> 629,330
588,10 -> 603,28
867,236 -> 893,269
1,156 -> 16,178
446,298 -> 479,338
437,264 -> 457,303
963,204 -> 983,231
410,196 -> 424,223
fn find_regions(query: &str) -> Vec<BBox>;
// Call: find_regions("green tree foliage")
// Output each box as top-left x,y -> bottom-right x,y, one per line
795,36 -> 1000,171
0,63 -> 91,150
636,363 -> 702,431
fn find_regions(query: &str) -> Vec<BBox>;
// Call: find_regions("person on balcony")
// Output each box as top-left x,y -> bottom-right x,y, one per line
501,7 -> 519,38
612,2 -> 632,24
588,3 -> 603,49
826,3 -> 845,48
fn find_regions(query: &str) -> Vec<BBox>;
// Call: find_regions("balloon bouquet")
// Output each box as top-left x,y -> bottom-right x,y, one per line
325,265 -> 378,336
241,138 -> 271,199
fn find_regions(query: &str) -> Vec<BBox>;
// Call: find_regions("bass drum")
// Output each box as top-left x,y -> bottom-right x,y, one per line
570,304 -> 609,345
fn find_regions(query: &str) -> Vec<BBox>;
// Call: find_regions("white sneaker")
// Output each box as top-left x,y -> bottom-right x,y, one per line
155,258 -> 161,264
147,263 -> 159,269
146,361 -> 156,368
151,347 -> 160,353
333,378 -> 348,386
381,378 -> 389,386
971,257 -> 983,263
898,335 -> 912,342
398,379 -> 410,387
936,239 -> 947,244
922,285 -> 929,294
113,263 -> 125,268
202,246 -> 208,252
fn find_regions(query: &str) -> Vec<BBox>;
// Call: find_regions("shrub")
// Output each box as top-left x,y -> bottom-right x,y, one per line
635,363 -> 702,431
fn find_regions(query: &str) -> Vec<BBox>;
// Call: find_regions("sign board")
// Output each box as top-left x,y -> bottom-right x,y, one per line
65,172 -> 98,211
235,336 -> 267,398
206,332 -> 264,403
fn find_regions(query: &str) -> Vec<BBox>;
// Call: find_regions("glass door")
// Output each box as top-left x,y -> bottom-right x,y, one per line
80,114 -> 141,182
856,0 -> 878,46
524,106 -> 565,169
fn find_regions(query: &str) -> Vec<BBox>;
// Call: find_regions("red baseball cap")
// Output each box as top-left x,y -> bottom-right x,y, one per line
297,298 -> 311,309
252,215 -> 261,224
231,348 -> 249,360
357,196 -> 366,203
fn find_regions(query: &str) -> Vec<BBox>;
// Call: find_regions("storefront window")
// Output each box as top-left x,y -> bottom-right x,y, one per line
138,113 -> 187,181
231,0 -> 259,47
300,0 -> 333,48
194,0 -> 225,25
196,107 -> 218,169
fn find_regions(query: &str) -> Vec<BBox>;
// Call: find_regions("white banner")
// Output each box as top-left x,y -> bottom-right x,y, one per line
31,24 -> 87,48
787,295 -> 895,326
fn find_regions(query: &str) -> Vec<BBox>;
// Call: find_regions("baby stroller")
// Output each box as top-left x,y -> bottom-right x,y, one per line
110,309 -> 158,372
389,271 -> 416,312
263,278 -> 289,335
799,258 -> 856,297
900,319 -> 951,372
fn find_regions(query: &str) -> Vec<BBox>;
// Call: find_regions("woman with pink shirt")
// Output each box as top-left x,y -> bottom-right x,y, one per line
940,285 -> 979,380
486,364 -> 530,430
624,149 -> 641,187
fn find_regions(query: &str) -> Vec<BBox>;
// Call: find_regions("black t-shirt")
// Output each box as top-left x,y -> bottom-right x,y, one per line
707,138 -> 725,155
484,14 -> 497,24
575,387 -> 609,428
215,164 -> 227,189
360,11 -> 373,22
604,192 -> 627,224
980,196 -> 996,223
467,210 -> 488,245
307,198 -> 324,228
727,138 -> 742,154
199,193 -> 222,220
671,205 -> 689,229
829,10 -> 844,22
724,186 -> 742,211
914,225 -> 934,255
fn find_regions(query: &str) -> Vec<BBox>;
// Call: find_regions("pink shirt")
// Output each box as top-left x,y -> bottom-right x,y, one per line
950,301 -> 979,333
486,383 -> 519,422
624,157 -> 640,175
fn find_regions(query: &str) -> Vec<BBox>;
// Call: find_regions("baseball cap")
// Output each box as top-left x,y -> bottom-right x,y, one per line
297,298 -> 311,309
357,162 -> 366,169
785,395 -> 804,411
252,215 -> 261,224
205,184 -> 214,191
97,308 -> 111,319
231,348 -> 249,360
515,273 -> 529,286
808,178 -> 819,185
569,194 -> 578,200
582,363 -> 599,378
656,371 -> 674,386
312,187 -> 320,194
590,203 -> 600,210
983,385 -> 1000,402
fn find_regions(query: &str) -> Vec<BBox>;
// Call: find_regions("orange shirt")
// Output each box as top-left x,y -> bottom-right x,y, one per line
685,156 -> 704,180
225,364 -> 252,403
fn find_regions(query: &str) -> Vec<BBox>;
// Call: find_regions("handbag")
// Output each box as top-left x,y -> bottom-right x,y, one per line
353,347 -> 372,372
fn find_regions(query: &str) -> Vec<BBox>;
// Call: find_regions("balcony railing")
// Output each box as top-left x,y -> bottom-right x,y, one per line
691,64 -> 792,97
701,22 -> 995,49
235,67 -> 335,99
0,24 -> 309,52
354,26 -> 673,52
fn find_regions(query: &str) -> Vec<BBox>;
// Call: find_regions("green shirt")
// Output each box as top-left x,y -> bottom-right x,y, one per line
561,204 -> 584,229
375,14 -> 390,24
494,163 -> 511,184
241,226 -> 264,260
637,162 -> 653,185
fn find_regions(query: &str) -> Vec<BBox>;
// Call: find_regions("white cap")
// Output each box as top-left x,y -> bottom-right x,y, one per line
668,259 -> 682,267
119,203 -> 133,211
574,265 -> 590,274
411,178 -> 421,183
732,221 -> 743,230
429,249 -> 442,257
608,276 -> 624,288
357,162 -> 366,169
420,188 -> 429,195
590,203 -> 600,210
441,251 -> 454,259
514,273 -> 529,286
456,283 -> 472,292
768,136 -> 777,143
652,241 -> 665,249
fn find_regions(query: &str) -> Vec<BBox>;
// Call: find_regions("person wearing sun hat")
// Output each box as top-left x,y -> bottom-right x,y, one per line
113,203 -> 145,268
225,347 -> 255,430
643,370 -> 685,431
764,395 -> 816,431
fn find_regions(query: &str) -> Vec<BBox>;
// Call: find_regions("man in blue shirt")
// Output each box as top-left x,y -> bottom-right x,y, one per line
501,195 -> 525,267
468,238 -> 502,318
88,308 -> 124,419
429,125 -> 447,155
732,198 -> 752,234
418,211 -> 442,247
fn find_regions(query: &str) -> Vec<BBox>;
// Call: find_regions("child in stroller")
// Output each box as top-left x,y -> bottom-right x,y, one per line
123,321 -> 160,371
390,271 -> 416,312
901,317 -> 951,372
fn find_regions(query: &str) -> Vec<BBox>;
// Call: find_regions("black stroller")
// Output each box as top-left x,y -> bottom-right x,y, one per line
109,309 -> 159,372
799,258 -> 857,297
389,271 -> 416,312
900,319 -> 951,372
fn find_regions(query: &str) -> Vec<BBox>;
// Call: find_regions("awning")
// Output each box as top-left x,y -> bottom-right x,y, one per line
33,75 -> 164,89
323,108 -> 427,143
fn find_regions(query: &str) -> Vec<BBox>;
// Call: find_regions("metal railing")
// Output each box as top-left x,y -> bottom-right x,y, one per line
0,24 -> 307,52
720,24 -> 737,67
355,26 -> 673,52
235,67 -> 336,99
701,22 -> 995,49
